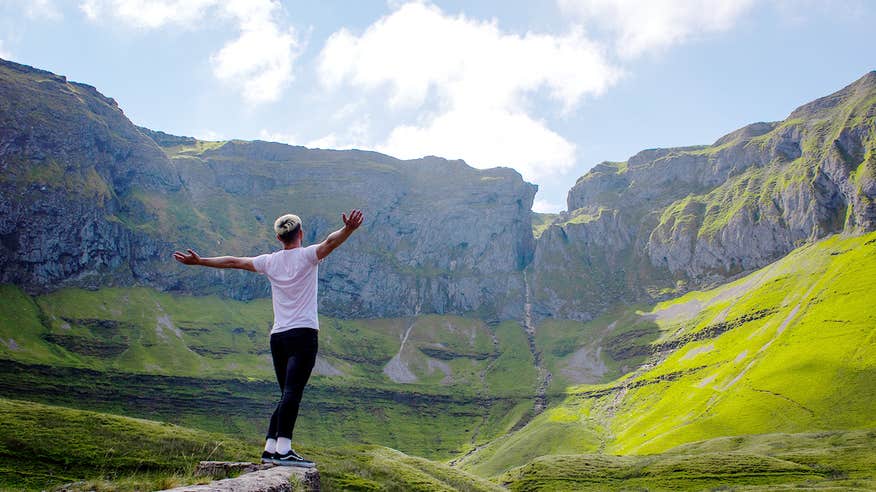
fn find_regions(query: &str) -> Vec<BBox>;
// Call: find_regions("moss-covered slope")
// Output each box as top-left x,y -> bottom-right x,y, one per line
462,230 -> 876,477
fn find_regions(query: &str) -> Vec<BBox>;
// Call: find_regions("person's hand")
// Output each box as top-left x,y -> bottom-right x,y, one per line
173,249 -> 201,266
342,209 -> 364,231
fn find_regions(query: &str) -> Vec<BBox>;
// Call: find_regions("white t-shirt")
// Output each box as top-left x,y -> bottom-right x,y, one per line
252,245 -> 321,334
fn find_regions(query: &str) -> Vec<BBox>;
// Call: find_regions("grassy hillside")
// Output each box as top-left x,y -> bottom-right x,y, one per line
0,397 -> 503,492
0,286 -> 537,459
461,230 -> 876,478
499,429 -> 876,491
0,397 -> 253,491
3,398 -> 873,492
0,285 -> 533,395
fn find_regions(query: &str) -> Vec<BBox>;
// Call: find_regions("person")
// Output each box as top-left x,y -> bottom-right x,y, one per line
173,209 -> 364,467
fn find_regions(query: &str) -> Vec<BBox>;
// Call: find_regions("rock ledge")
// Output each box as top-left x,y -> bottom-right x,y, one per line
158,461 -> 319,491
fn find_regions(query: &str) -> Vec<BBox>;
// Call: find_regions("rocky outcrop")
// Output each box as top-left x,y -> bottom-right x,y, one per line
158,461 -> 319,492
643,72 -> 875,282
532,71 -> 876,319
0,58 -> 535,320
527,208 -> 641,321
0,59 -> 180,292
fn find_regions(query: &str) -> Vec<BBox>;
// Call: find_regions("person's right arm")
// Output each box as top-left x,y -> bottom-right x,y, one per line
173,249 -> 257,272
315,209 -> 364,260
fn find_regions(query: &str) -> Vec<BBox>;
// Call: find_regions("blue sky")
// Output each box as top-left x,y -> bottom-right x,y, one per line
1,0 -> 874,212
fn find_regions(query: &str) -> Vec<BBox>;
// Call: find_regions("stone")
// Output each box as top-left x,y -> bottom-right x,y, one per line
194,461 -> 273,478
158,462 -> 319,492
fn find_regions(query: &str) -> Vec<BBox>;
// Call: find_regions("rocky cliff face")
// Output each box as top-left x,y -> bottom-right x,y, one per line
0,59 -> 535,320
3,58 -> 873,323
531,71 -> 876,320
0,60 -> 180,293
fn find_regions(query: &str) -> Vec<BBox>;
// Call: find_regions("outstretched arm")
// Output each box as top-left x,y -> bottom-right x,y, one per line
316,209 -> 364,260
173,249 -> 257,272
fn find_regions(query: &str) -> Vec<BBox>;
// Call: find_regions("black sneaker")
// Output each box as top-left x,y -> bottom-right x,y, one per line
261,451 -> 275,464
272,449 -> 315,468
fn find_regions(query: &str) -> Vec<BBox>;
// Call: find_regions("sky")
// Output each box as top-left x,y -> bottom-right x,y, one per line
1,0 -> 874,213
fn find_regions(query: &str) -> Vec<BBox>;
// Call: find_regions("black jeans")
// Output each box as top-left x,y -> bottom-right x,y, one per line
266,328 -> 318,440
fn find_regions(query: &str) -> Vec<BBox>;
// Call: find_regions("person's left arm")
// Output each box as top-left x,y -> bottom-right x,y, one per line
173,249 -> 257,272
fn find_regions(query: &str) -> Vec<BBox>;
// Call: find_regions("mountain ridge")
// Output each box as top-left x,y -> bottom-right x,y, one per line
0,57 -> 535,321
1,58 -> 875,490
3,57 -> 875,324
529,69 -> 876,320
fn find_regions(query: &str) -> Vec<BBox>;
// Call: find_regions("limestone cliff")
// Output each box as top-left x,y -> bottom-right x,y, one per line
0,59 -> 535,320
530,71 -> 876,320
3,57 -> 874,323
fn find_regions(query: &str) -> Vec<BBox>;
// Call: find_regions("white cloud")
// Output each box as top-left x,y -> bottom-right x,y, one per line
306,116 -> 372,149
258,129 -> 299,145
193,129 -> 225,141
79,0 -> 215,27
260,117 -> 372,150
379,108 -> 576,178
305,133 -> 339,149
79,0 -> 300,103
210,0 -> 300,104
318,2 -> 621,180
26,0 -> 62,20
332,101 -> 363,120
0,40 -> 11,60
558,0 -> 756,58
533,198 -> 564,214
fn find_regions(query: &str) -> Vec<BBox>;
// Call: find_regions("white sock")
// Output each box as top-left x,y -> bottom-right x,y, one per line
276,437 -> 292,455
264,438 -> 277,454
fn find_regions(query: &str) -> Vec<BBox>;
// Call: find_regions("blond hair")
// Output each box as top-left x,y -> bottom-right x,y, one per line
274,214 -> 302,243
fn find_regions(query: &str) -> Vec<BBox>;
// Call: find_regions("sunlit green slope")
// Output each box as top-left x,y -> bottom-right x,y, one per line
461,230 -> 876,476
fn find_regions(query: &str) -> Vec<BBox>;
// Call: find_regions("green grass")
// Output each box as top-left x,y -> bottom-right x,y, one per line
498,429 -> 876,491
483,321 -> 537,397
312,446 -> 504,492
465,230 -> 876,478
4,397 -> 872,492
0,397 -> 255,491
531,213 -> 558,239
161,139 -> 227,156
0,286 -> 538,460
605,231 -> 876,455
1,286 -> 506,394
556,207 -> 609,227
0,397 -> 503,491
456,400 -> 606,477
534,307 -> 659,391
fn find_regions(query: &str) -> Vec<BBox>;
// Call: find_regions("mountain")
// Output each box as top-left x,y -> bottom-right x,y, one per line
529,71 -> 876,320
462,229 -> 876,481
1,58 -> 874,490
3,57 -> 874,324
0,58 -> 535,321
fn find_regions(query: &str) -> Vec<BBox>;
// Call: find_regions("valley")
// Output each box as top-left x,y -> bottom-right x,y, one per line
0,56 -> 874,490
